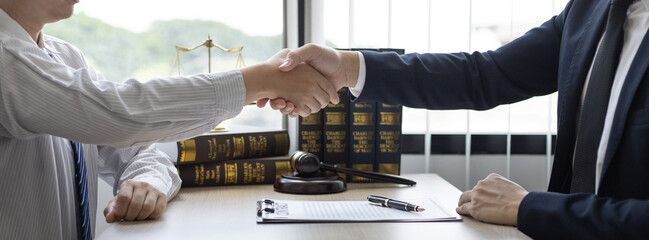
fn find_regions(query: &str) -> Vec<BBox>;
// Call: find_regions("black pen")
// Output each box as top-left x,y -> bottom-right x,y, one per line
367,195 -> 425,212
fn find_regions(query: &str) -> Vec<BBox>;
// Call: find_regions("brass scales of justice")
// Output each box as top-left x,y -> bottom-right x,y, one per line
169,35 -> 245,133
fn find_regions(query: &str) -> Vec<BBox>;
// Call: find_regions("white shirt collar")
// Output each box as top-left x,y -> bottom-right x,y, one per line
641,0 -> 649,11
630,0 -> 649,13
0,7 -> 42,47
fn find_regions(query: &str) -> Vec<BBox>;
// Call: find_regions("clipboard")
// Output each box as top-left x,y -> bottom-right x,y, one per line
256,198 -> 462,223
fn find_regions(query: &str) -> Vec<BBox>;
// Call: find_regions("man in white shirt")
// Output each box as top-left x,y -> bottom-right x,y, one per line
267,0 -> 649,238
0,0 -> 337,239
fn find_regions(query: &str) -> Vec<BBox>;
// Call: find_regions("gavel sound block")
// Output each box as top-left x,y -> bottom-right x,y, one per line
273,151 -> 416,194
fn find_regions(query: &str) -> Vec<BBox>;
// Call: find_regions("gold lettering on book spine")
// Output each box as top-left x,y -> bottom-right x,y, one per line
223,139 -> 231,157
300,130 -> 322,153
354,103 -> 373,108
248,135 -> 267,157
379,112 -> 400,125
378,163 -> 399,175
179,139 -> 196,163
326,112 -> 346,125
353,112 -> 373,126
275,133 -> 289,155
225,163 -> 237,184
275,161 -> 291,181
208,138 -> 216,160
208,138 -> 232,160
215,165 -> 221,184
379,131 -> 401,153
243,162 -> 266,184
327,103 -> 345,108
232,136 -> 245,158
258,163 -> 265,183
352,131 -> 373,153
243,163 -> 251,183
193,164 -> 205,185
301,113 -> 322,125
205,167 -> 216,184
381,103 -> 399,108
351,164 -> 373,181
326,131 -> 347,153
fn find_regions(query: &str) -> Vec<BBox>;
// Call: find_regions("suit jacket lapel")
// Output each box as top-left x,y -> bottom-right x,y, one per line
601,29 -> 649,181
550,0 -> 609,192
561,1 -> 609,116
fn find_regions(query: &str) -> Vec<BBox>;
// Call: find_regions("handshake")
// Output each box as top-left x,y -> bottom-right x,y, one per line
240,44 -> 360,117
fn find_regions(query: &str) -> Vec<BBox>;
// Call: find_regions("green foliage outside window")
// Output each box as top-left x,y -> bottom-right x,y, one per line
45,13 -> 282,83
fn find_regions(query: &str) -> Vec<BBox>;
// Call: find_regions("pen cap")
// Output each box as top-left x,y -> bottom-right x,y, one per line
291,151 -> 321,176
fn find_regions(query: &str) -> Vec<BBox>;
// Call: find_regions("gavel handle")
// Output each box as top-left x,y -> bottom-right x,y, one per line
320,163 -> 416,186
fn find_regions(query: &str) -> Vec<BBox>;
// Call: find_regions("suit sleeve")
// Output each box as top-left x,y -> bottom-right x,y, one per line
518,191 -> 649,239
356,3 -> 570,110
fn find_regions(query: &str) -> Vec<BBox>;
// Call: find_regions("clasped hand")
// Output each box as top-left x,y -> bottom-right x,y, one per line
249,44 -> 360,117
251,47 -> 531,227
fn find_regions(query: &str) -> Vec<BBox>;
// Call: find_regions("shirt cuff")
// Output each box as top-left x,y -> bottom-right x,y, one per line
129,175 -> 177,199
348,51 -> 366,98
207,69 -> 246,122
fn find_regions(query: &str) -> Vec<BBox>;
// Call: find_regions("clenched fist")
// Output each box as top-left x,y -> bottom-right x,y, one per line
104,179 -> 167,222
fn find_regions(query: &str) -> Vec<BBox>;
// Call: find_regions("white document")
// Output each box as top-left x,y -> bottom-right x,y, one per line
256,198 -> 462,223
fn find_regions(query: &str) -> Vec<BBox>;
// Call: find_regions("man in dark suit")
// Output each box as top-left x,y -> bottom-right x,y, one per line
259,0 -> 649,238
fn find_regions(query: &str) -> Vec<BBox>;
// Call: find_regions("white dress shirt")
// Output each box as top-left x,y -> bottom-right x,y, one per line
350,0 -> 649,192
0,8 -> 246,239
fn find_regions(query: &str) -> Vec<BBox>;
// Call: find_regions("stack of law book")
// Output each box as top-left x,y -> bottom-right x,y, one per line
299,48 -> 405,183
158,125 -> 291,187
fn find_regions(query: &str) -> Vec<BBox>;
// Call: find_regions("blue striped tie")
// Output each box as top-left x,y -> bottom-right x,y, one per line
71,141 -> 92,240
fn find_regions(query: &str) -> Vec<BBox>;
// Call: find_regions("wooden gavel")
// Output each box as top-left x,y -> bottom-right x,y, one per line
290,151 -> 416,186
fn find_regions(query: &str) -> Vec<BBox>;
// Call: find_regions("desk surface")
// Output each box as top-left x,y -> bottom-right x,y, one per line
98,174 -> 530,239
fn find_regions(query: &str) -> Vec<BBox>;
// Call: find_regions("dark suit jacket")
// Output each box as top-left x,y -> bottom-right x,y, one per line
355,0 -> 649,239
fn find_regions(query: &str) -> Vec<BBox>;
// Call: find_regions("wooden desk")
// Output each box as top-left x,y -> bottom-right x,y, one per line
98,174 -> 530,239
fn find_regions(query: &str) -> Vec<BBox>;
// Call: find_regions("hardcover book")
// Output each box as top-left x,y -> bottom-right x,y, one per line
323,88 -> 350,170
298,112 -> 324,161
375,103 -> 403,175
175,126 -> 289,165
177,156 -> 292,187
349,101 -> 376,182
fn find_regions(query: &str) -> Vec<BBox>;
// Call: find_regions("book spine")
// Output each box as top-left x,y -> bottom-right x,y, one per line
298,112 -> 324,161
378,48 -> 405,55
375,103 -> 403,176
176,131 -> 289,164
177,158 -> 292,187
323,88 -> 350,170
349,101 -> 376,182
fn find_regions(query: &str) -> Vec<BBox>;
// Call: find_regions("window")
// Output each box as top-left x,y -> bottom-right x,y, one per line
322,0 -> 566,135
321,0 -> 568,190
44,0 -> 285,130
44,0 -> 571,191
